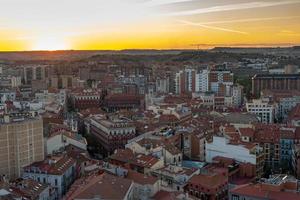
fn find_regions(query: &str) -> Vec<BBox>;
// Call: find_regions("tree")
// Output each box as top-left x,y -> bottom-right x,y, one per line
235,76 -> 252,100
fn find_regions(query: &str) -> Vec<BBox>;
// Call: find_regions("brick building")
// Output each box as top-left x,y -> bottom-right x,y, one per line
252,74 -> 300,97
69,88 -> 102,110
102,93 -> 145,112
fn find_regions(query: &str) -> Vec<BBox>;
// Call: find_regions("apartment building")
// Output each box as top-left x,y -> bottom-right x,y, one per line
246,98 -> 278,124
23,154 -> 76,198
0,117 -> 44,180
261,90 -> 300,121
254,124 -> 281,169
175,69 -> 196,94
46,130 -> 87,155
22,65 -> 48,84
90,115 -> 136,156
195,69 -> 209,93
208,69 -> 234,96
206,136 -> 264,178
175,68 -> 234,96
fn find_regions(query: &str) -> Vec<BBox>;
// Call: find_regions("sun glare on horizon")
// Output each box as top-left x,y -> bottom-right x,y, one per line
32,37 -> 69,51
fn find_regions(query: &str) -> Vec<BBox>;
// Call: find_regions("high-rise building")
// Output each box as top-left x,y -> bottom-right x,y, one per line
195,69 -> 209,93
208,69 -> 234,96
175,69 -> 196,94
156,76 -> 170,93
22,65 -> 47,84
0,117 -> 44,180
232,85 -> 243,107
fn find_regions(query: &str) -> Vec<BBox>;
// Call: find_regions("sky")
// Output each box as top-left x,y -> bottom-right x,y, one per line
0,0 -> 300,51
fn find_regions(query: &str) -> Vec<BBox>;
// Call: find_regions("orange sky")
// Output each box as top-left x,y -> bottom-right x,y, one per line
0,0 -> 300,51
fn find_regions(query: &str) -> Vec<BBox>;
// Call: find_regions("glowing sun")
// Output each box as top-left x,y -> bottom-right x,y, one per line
32,37 -> 69,51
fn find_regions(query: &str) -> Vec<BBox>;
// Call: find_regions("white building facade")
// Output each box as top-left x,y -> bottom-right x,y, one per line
205,136 -> 259,165
246,98 -> 278,124
195,70 -> 209,93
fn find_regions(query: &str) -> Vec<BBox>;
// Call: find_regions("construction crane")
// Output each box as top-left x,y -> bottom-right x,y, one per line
190,44 -> 201,51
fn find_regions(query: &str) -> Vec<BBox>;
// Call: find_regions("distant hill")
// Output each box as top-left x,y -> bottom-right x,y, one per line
0,50 -> 184,61
211,46 -> 300,55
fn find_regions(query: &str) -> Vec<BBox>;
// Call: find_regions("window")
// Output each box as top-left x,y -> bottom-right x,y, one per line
55,179 -> 58,186
231,195 -> 240,200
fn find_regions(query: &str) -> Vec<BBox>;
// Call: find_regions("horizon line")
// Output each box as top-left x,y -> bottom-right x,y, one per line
0,44 -> 300,53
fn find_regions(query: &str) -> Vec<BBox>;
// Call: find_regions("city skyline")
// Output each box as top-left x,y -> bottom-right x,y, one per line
1,0 -> 300,51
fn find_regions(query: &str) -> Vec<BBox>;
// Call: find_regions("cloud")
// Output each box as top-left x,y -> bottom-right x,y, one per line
143,0 -> 194,6
199,16 -> 300,25
178,20 -> 249,35
278,30 -> 300,36
163,0 -> 300,16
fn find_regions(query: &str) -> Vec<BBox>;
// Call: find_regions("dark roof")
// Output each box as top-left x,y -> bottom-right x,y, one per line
253,74 -> 300,79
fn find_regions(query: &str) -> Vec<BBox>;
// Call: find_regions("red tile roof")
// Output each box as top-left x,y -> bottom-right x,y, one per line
212,156 -> 235,167
24,155 -> 75,175
289,103 -> 300,120
230,183 -> 300,200
66,173 -> 133,200
9,179 -> 49,199
153,190 -> 195,200
78,108 -> 105,118
239,128 -> 254,138
126,170 -> 158,185
254,124 -> 281,143
110,148 -> 135,163
188,170 -> 228,190
159,114 -> 179,123
130,154 -> 160,168
164,144 -> 181,155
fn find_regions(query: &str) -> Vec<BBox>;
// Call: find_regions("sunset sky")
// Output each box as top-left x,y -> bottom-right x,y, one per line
0,0 -> 300,51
